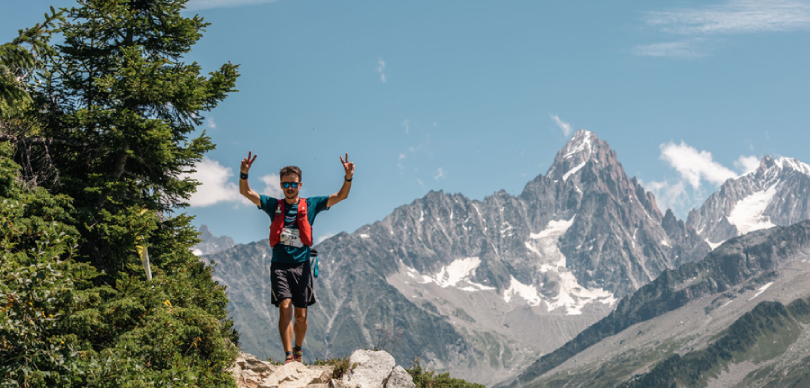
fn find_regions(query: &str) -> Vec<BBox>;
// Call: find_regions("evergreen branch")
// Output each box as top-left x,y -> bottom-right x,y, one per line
0,134 -> 89,147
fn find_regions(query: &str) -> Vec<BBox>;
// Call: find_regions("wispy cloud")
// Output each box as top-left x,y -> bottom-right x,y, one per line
636,0 -> 810,57
185,0 -> 281,11
207,117 -> 217,129
433,167 -> 445,180
660,141 -> 737,188
647,0 -> 810,35
377,58 -> 387,83
550,114 -> 573,136
402,119 -> 410,133
633,40 -> 706,58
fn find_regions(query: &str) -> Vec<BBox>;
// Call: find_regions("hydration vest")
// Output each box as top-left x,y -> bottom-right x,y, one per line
269,198 -> 313,248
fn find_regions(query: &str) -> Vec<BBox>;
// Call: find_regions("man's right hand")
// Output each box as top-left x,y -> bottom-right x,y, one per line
241,151 -> 257,174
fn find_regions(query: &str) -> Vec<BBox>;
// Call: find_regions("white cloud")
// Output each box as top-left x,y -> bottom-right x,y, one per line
185,0 -> 281,11
659,141 -> 737,188
633,40 -> 705,58
433,167 -> 445,180
402,119 -> 410,133
735,155 -> 760,174
377,58 -> 387,83
207,117 -> 216,129
316,233 -> 335,245
184,157 -> 244,207
550,114 -> 573,136
183,157 -> 285,207
416,178 -> 425,187
646,0 -> 810,35
260,174 -> 284,198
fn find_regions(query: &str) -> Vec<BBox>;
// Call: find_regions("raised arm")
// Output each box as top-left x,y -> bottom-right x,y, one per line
327,153 -> 355,208
239,151 -> 261,207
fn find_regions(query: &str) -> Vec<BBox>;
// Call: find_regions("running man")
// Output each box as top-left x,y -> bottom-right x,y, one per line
239,151 -> 354,363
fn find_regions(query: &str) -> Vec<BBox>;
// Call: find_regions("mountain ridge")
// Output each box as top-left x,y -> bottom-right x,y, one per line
497,220 -> 810,388
204,130 -> 717,385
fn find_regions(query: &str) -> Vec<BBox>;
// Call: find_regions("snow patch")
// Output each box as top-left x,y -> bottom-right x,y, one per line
727,186 -> 778,236
660,239 -> 670,247
531,216 -> 576,240
405,258 -> 495,292
503,276 -> 542,306
562,161 -> 586,181
360,234 -> 370,239
749,282 -> 773,301
192,248 -> 203,256
705,238 -> 723,251
522,215 -> 615,314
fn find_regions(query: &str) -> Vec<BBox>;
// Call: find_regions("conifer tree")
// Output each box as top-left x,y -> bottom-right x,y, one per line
1,1 -> 241,386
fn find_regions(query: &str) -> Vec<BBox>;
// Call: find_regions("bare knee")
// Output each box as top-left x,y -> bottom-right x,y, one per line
279,300 -> 293,319
294,308 -> 307,324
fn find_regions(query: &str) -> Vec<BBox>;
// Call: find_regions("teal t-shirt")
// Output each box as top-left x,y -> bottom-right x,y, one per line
259,195 -> 330,263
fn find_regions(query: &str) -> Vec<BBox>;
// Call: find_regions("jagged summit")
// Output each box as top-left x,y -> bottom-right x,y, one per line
547,129 -> 600,181
688,154 -> 810,249
741,155 -> 810,181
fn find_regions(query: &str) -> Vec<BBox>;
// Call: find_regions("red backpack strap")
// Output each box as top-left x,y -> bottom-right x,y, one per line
268,200 -> 285,247
297,198 -> 313,247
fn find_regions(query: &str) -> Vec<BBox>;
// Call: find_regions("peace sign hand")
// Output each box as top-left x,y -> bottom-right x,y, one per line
340,153 -> 355,179
241,151 -> 257,174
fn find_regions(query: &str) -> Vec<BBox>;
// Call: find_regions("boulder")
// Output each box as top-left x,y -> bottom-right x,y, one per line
341,350 -> 396,388
385,366 -> 416,388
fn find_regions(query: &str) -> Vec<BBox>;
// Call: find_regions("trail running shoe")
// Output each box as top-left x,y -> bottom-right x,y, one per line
284,354 -> 295,364
293,347 -> 303,363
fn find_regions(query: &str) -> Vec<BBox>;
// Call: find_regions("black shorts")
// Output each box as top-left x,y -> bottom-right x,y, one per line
270,260 -> 316,308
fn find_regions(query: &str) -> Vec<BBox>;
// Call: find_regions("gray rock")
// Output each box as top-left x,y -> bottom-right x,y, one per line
385,366 -> 415,388
341,350 -> 396,388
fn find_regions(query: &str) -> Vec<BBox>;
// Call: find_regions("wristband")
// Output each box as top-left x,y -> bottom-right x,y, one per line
345,177 -> 352,182
240,172 -> 248,180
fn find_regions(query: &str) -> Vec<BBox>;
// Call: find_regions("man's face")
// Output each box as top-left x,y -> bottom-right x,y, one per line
280,173 -> 301,199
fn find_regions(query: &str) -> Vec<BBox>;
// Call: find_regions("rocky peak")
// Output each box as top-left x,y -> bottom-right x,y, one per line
193,224 -> 236,256
687,154 -> 810,249
547,129 -> 601,182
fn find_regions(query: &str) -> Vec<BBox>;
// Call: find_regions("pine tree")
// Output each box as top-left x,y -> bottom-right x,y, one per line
1,0 -> 241,386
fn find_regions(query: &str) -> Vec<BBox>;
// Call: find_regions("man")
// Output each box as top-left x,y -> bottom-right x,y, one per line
239,151 -> 354,364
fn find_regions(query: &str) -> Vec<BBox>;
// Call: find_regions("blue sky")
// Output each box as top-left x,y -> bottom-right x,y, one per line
3,0 -> 810,245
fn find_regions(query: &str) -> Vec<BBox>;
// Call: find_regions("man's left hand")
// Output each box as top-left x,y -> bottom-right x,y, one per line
340,153 -> 355,179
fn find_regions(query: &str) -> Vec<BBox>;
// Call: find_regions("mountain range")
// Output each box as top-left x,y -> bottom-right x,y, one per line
199,130 -> 810,386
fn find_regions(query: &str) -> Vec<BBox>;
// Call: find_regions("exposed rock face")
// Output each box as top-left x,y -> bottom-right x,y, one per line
207,130 -> 709,385
193,224 -> 235,256
687,156 -> 810,248
229,350 -> 415,388
497,220 -> 810,388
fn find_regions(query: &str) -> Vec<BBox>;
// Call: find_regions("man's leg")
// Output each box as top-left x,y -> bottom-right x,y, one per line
278,299 -> 294,354
294,307 -> 308,347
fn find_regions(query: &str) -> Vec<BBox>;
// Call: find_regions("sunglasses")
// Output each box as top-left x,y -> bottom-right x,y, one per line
281,182 -> 300,189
